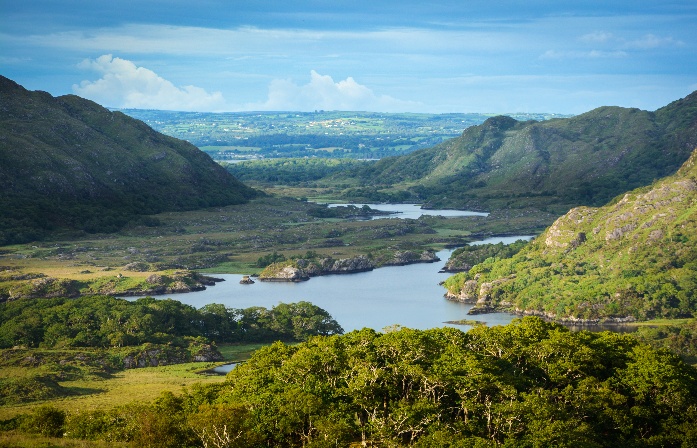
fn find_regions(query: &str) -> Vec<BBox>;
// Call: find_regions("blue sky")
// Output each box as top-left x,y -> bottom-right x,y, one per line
1,1 -> 696,113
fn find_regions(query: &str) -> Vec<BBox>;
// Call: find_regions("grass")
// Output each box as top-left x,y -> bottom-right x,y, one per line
216,343 -> 268,362
627,318 -> 693,327
0,362 -> 225,421
0,342 -> 268,421
0,433 -> 131,447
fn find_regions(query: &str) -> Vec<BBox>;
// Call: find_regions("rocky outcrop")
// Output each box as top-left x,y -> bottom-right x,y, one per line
259,263 -> 310,282
382,250 -> 440,266
544,207 -> 597,249
2,277 -> 82,301
0,270 -> 224,301
466,276 -> 515,315
122,343 -> 223,369
113,271 -> 223,296
444,279 -> 479,303
239,275 -> 255,284
259,256 -> 375,282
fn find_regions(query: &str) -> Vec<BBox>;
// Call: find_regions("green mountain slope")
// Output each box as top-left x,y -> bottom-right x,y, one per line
443,147 -> 697,322
344,92 -> 697,213
0,76 -> 257,244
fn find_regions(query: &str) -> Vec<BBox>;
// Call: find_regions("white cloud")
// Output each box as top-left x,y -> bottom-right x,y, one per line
73,54 -> 226,111
622,34 -> 684,49
579,31 -> 615,44
577,31 -> 684,50
539,50 -> 628,60
248,70 -> 419,112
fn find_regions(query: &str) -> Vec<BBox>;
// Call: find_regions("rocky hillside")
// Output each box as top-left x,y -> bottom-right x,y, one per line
0,75 -> 257,244
443,147 -> 697,322
342,91 -> 697,213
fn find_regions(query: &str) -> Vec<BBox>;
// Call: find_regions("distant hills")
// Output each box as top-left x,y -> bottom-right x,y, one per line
120,108 -> 568,160
0,76 -> 256,245
339,92 -> 697,213
444,146 -> 697,321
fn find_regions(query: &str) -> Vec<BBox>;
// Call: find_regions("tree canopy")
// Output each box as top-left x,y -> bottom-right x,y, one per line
0,296 -> 343,349
28,317 -> 697,447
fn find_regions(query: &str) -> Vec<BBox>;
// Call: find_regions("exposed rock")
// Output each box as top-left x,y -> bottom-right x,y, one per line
322,255 -> 375,273
648,229 -> 664,241
461,280 -> 479,302
605,223 -> 637,241
122,343 -> 223,369
239,275 -> 255,284
192,345 -> 225,362
544,207 -> 597,249
259,264 -> 310,282
123,262 -> 150,272
259,255 -> 375,282
383,250 -> 440,266
145,274 -> 163,284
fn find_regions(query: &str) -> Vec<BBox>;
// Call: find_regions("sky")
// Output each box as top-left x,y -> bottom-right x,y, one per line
1,1 -> 696,114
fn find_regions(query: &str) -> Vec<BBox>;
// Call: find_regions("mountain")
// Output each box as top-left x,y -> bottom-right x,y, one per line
443,147 -> 697,322
0,76 -> 257,244
342,92 -> 697,213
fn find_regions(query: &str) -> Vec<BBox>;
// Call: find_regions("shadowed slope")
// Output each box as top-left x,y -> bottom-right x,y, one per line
0,76 -> 257,244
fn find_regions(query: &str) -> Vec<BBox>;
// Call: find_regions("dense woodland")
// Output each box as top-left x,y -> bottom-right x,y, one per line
443,240 -> 529,272
0,296 -> 343,349
6,317 -> 697,447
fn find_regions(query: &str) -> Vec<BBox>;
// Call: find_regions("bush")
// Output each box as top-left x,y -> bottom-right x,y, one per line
20,405 -> 66,438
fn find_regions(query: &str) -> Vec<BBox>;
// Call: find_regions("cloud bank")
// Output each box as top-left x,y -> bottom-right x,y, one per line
72,56 -> 416,112
250,70 -> 419,112
73,55 -> 226,111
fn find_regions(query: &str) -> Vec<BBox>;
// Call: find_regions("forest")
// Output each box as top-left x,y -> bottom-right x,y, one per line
5,317 -> 697,447
0,296 -> 343,349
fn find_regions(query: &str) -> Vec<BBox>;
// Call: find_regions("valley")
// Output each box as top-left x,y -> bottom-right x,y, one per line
2,75 -> 697,447
0,197 -> 553,300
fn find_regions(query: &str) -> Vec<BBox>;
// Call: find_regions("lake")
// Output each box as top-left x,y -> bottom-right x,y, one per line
327,203 -> 489,220
143,243 -> 532,333
141,204 -> 533,333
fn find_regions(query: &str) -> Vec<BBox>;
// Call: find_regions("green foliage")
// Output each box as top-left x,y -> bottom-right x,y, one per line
634,319 -> 697,363
0,376 -> 68,406
445,148 -> 697,320
225,158 -> 364,185
47,318 -> 697,447
0,296 -> 343,350
20,405 -> 66,438
124,109 -> 559,161
255,251 -> 287,268
444,239 -> 529,271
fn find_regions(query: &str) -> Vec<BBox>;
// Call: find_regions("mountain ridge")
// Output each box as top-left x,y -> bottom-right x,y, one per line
339,92 -> 697,213
443,146 -> 697,321
0,76 -> 257,244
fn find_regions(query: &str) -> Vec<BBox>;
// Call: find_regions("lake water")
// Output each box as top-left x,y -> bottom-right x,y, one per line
470,235 -> 534,245
141,204 -> 533,333
143,243 -> 527,333
327,203 -> 489,220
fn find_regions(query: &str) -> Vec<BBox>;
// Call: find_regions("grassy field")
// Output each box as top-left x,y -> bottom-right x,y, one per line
0,342 -> 267,422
